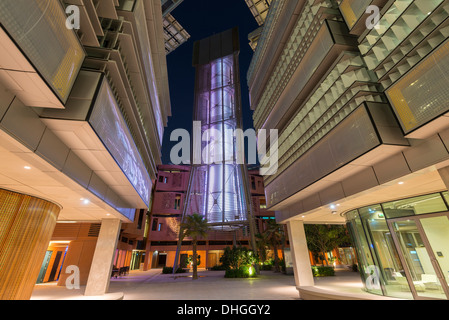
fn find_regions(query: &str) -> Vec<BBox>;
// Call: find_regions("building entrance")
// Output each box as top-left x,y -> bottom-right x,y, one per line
388,213 -> 449,300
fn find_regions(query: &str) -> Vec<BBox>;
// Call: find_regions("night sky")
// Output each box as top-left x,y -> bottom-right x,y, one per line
161,0 -> 259,164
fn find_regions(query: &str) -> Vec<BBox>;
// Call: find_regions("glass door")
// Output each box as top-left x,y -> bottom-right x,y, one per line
36,251 -> 52,284
388,213 -> 449,300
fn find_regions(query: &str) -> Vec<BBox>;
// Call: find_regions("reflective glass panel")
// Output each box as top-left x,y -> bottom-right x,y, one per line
359,205 -> 413,299
382,193 -> 448,219
420,216 -> 449,295
392,219 -> 447,300
0,0 -> 84,102
346,210 -> 381,295
89,79 -> 152,210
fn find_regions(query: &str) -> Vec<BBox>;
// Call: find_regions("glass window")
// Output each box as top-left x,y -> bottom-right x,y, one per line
174,195 -> 181,210
386,28 -> 449,133
382,193 -> 448,219
392,219 -> 448,300
339,0 -> 374,29
0,0 -> 84,102
89,79 -> 152,209
420,216 -> 449,292
359,205 -> 413,299
346,210 -> 382,295
442,191 -> 449,207
260,198 -> 267,209
152,218 -> 158,231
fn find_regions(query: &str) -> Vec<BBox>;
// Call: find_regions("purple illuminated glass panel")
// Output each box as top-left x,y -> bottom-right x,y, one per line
89,79 -> 152,209
188,54 -> 248,228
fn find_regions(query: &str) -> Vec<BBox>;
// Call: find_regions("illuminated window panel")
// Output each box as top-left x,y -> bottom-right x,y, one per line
374,4 -> 449,88
0,0 -> 84,103
339,0 -> 373,30
359,0 -> 444,70
187,28 -> 251,231
244,0 -> 272,26
89,79 -> 153,208
193,55 -> 247,227
386,39 -> 449,134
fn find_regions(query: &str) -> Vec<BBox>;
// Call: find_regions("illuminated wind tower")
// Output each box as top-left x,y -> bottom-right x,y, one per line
184,27 -> 254,232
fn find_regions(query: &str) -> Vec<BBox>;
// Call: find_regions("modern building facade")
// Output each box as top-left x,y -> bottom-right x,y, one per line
0,0 -> 171,299
187,27 -> 254,231
244,0 -> 272,51
248,0 -> 449,300
163,13 -> 191,55
161,0 -> 190,55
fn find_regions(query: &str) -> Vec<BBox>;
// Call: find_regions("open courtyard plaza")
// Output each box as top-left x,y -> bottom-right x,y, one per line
30,268 -> 396,301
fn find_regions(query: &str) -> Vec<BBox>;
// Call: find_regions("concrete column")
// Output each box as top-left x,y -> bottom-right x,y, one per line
286,220 -> 314,288
205,249 -> 209,270
57,239 -> 97,286
84,219 -> 121,296
142,249 -> 152,271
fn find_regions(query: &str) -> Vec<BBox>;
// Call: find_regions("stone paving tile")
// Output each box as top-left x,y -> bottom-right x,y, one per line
31,268 -> 375,300
108,270 -> 300,300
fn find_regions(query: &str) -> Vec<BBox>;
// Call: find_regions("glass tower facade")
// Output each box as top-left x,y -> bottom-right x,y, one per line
185,28 -> 252,231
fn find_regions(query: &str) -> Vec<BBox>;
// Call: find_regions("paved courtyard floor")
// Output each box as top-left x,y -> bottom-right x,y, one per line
30,268 -> 392,301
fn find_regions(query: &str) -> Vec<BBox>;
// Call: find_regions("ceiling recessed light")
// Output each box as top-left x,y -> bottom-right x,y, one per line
330,204 -> 336,210
106,213 -> 111,216
24,166 -> 31,170
398,181 -> 404,185
82,199 -> 90,205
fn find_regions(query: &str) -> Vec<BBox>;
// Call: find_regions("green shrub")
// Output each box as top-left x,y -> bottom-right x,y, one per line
220,246 -> 257,270
162,266 -> 187,274
210,264 -> 226,271
260,264 -> 273,271
225,267 -> 248,278
264,258 -> 274,266
225,269 -> 244,278
311,266 -> 335,277
219,246 -> 257,278
162,267 -> 172,274
224,265 -> 257,278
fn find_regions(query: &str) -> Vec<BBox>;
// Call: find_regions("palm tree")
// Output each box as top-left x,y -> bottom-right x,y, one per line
255,233 -> 269,264
180,213 -> 209,280
264,219 -> 283,273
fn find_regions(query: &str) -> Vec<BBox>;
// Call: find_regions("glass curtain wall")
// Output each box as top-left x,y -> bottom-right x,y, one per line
346,207 -> 414,299
191,54 -> 248,229
346,191 -> 449,299
390,217 -> 449,300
